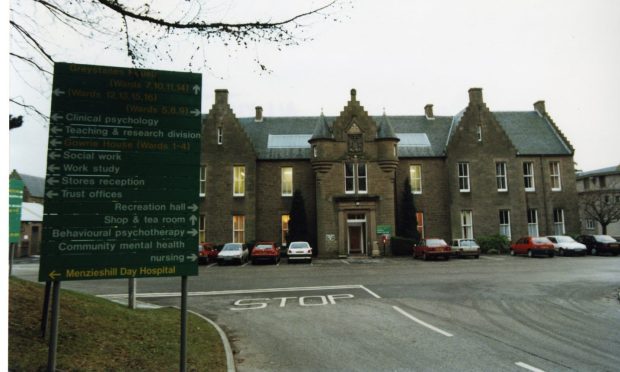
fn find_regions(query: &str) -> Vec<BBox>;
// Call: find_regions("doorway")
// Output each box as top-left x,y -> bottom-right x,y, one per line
347,213 -> 366,255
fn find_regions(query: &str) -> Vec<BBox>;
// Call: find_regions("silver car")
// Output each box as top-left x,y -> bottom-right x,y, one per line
217,243 -> 249,265
287,241 -> 313,263
546,235 -> 587,256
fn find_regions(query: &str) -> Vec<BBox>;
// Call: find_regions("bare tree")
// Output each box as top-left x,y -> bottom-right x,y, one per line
9,0 -> 350,120
580,182 -> 620,234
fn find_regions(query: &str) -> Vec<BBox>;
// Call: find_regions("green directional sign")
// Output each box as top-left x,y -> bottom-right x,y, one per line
9,179 -> 25,244
39,62 -> 202,282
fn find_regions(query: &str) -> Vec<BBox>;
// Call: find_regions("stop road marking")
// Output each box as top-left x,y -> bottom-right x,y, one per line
231,293 -> 355,311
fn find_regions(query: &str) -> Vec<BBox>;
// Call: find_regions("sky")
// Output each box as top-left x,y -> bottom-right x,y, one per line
7,0 -> 620,178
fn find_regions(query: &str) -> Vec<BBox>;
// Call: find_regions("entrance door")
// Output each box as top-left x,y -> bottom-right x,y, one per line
348,226 -> 362,254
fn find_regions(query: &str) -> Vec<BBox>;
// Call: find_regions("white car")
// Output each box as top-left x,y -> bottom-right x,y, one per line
546,235 -> 587,256
451,239 -> 480,258
217,243 -> 249,265
287,241 -> 313,263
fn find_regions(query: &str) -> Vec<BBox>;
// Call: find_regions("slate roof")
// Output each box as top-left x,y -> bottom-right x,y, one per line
14,173 -> 45,198
576,165 -> 620,178
237,111 -> 571,160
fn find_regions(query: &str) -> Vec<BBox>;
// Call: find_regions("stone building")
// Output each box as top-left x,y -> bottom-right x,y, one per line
575,165 -> 620,237
9,170 -> 45,256
199,88 -> 580,257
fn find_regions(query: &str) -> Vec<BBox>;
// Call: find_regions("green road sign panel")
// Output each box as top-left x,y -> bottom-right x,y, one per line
376,225 -> 392,235
9,179 -> 25,244
39,62 -> 201,281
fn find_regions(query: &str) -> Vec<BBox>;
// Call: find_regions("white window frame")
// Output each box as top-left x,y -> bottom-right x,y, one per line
586,219 -> 596,230
281,167 -> 293,197
550,161 -> 562,191
527,209 -> 539,237
233,165 -> 245,197
458,162 -> 470,192
461,210 -> 473,239
477,125 -> 482,142
217,127 -> 223,145
199,214 -> 206,242
499,210 -> 511,239
199,166 -> 207,197
344,162 -> 368,194
553,208 -> 565,235
523,162 -> 535,192
496,162 -> 508,192
409,165 -> 422,194
233,215 -> 245,243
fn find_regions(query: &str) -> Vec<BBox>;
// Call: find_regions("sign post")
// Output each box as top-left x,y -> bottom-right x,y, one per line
39,62 -> 202,371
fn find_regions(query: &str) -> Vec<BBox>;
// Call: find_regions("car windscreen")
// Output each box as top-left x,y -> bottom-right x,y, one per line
460,240 -> 477,247
533,237 -> 552,244
289,242 -> 309,248
222,244 -> 241,251
555,236 -> 575,243
255,245 -> 273,250
426,239 -> 447,247
594,235 -> 616,243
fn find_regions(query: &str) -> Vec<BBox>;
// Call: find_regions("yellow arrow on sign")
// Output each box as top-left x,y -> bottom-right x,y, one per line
48,271 -> 61,280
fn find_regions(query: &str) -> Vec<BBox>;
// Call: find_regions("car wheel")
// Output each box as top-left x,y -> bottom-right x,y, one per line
474,255 -> 479,259
528,250 -> 533,258
510,249 -> 515,256
559,249 -> 564,256
548,251 -> 555,258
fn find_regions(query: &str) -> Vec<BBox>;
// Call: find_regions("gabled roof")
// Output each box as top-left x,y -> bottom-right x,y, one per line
10,171 -> 45,198
493,112 -> 572,155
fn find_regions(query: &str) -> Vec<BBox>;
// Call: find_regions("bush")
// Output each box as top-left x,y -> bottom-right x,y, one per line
390,236 -> 418,256
477,234 -> 510,254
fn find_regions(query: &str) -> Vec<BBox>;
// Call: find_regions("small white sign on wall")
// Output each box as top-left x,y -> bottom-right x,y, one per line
326,234 -> 335,241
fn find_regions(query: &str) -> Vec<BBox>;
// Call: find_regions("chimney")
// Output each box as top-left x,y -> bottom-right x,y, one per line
255,106 -> 263,122
468,88 -> 483,105
533,100 -> 546,116
424,104 -> 434,120
215,89 -> 228,105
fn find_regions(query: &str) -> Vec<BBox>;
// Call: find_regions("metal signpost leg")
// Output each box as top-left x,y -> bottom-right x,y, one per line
180,276 -> 188,372
47,281 -> 61,372
128,278 -> 137,309
41,281 -> 52,337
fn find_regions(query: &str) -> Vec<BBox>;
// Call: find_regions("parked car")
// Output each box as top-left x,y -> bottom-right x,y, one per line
217,243 -> 249,265
198,242 -> 219,264
287,241 -> 313,263
451,239 -> 480,258
251,242 -> 281,264
413,238 -> 451,261
575,235 -> 620,256
510,237 -> 555,257
546,235 -> 587,256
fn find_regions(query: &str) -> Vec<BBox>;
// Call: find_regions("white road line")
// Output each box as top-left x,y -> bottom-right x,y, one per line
392,306 -> 454,337
207,263 -> 217,268
480,256 -> 504,261
359,285 -> 382,299
98,284 -> 372,299
341,260 -> 351,265
241,262 -> 249,267
515,362 -> 545,372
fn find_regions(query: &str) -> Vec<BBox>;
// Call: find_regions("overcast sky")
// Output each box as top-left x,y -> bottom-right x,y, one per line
7,0 -> 620,177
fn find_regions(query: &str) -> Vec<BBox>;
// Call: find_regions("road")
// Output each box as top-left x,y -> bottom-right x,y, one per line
13,255 -> 620,371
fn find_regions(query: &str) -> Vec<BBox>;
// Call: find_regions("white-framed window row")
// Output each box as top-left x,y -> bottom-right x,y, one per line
281,167 -> 293,197
550,161 -> 562,191
199,166 -> 207,197
344,162 -> 368,194
217,127 -> 223,145
461,210 -> 473,239
585,219 -> 596,230
233,215 -> 245,243
458,162 -> 470,192
553,208 -> 565,235
409,164 -> 422,194
527,208 -> 539,237
499,209 -> 511,239
233,165 -> 245,197
523,162 -> 535,192
495,161 -> 508,192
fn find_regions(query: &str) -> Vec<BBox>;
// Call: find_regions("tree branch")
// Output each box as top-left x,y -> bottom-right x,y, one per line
10,20 -> 55,62
9,98 -> 49,122
9,52 -> 52,75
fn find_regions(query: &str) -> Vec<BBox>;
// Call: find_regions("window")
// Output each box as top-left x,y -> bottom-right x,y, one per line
499,210 -> 511,239
527,209 -> 539,236
583,178 -> 590,190
599,176 -> 606,188
458,162 -> 470,192
586,219 -> 595,230
477,125 -> 482,142
616,195 -> 620,203
416,212 -> 424,239
313,146 -> 318,158
217,127 -> 223,145
281,167 -> 293,196
344,163 -> 367,194
553,208 -> 565,235
199,215 -> 206,242
409,165 -> 422,194
233,215 -> 245,243
550,162 -> 561,191
496,162 -> 508,192
461,210 -> 473,239
233,166 -> 245,196
281,215 -> 290,245
523,162 -> 535,192
199,166 -> 207,197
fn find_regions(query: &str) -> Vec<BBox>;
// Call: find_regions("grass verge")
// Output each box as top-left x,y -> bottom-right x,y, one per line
9,277 -> 227,371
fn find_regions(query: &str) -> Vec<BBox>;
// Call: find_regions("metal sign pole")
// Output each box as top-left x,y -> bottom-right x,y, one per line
180,275 -> 188,372
47,281 -> 61,372
41,281 -> 52,337
128,278 -> 137,309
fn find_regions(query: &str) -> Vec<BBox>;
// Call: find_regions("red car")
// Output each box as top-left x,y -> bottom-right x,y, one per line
251,242 -> 281,264
198,242 -> 218,264
413,238 -> 451,261
510,237 -> 555,258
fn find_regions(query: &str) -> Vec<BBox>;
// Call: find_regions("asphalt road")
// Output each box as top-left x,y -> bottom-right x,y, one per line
13,255 -> 620,371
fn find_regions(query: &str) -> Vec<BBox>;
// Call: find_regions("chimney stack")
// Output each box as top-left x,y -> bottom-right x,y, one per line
468,88 -> 483,105
215,89 -> 228,105
424,104 -> 434,120
255,106 -> 263,122
533,100 -> 546,116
